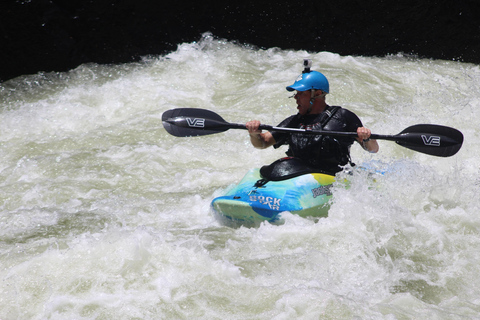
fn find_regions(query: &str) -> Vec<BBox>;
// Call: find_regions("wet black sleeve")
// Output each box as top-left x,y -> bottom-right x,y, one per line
270,115 -> 297,149
342,108 -> 363,132
322,108 -> 364,145
324,108 -> 363,132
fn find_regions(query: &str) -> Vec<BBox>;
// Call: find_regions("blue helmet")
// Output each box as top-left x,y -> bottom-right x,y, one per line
286,71 -> 330,94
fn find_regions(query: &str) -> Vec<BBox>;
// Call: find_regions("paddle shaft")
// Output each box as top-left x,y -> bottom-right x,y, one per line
170,117 -> 400,141
260,124 -> 388,140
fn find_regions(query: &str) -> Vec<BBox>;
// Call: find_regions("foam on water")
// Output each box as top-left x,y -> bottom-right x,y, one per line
1,33 -> 480,319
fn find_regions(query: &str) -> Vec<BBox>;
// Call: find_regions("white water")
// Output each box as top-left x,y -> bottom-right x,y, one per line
1,33 -> 480,319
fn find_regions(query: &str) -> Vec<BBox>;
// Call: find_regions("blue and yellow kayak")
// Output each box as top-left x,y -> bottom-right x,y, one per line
211,158 -> 336,227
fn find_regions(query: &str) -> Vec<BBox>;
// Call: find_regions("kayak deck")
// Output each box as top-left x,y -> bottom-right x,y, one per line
211,168 -> 335,227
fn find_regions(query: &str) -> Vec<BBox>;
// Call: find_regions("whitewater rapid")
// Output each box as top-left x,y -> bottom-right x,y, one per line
1,34 -> 480,319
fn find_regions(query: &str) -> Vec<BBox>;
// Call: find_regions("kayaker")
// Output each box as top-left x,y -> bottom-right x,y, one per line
246,60 -> 379,175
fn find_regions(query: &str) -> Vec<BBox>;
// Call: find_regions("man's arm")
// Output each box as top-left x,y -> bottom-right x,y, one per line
356,127 -> 379,153
246,120 -> 276,149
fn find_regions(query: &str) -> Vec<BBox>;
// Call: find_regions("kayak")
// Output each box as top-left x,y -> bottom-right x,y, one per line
211,157 -> 336,227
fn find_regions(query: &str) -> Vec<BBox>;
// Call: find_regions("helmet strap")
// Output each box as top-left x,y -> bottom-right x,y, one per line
308,89 -> 327,114
310,89 -> 316,103
307,89 -> 316,114
310,90 -> 326,102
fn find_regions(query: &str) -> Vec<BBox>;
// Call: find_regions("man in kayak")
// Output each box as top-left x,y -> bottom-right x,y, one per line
246,62 -> 379,175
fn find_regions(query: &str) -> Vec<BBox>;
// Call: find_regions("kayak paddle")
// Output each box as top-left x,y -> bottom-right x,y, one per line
162,108 -> 463,157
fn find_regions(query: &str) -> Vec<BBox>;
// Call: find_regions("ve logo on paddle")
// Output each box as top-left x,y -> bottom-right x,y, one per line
186,117 -> 205,128
421,135 -> 441,146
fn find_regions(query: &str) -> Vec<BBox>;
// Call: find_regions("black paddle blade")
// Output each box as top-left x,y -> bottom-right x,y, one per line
394,124 -> 463,157
162,108 -> 232,137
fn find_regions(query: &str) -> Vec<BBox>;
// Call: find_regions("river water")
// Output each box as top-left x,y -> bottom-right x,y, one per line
1,33 -> 480,319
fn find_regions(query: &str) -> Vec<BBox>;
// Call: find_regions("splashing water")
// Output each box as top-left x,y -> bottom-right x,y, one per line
1,33 -> 480,319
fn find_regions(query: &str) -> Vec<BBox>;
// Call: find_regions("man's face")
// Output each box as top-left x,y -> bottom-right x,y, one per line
294,90 -> 311,115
